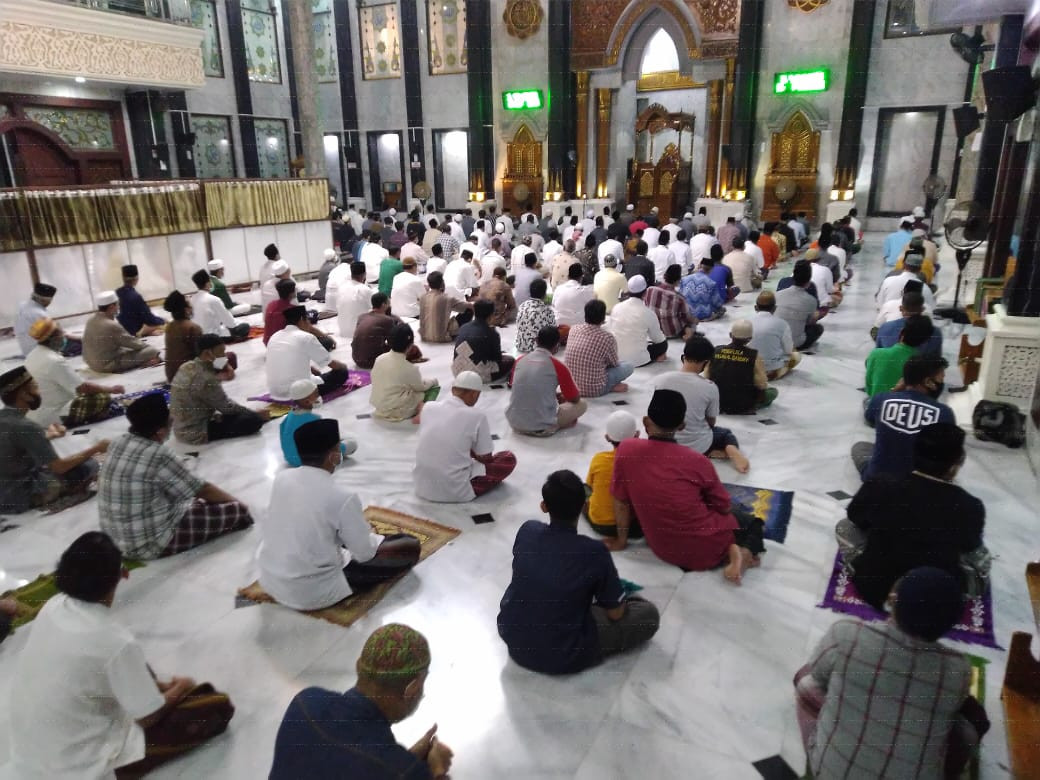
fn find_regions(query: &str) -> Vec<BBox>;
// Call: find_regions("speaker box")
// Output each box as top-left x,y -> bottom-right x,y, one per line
953,105 -> 981,138
982,65 -> 1036,123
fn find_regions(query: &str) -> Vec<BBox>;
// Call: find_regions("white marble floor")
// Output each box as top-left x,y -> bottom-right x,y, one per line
0,235 -> 1036,779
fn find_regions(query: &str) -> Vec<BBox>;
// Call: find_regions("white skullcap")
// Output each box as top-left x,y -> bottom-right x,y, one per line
627,275 -> 647,294
323,248 -> 337,261
289,378 -> 318,400
586,209 -> 595,218
271,260 -> 290,275
605,410 -> 639,443
626,204 -> 634,211
207,259 -> 224,272
684,212 -> 694,220
389,208 -> 397,217
453,213 -> 462,222
912,206 -> 925,218
496,223 -> 506,233
96,290 -> 118,307
650,206 -> 659,214
453,371 -> 483,392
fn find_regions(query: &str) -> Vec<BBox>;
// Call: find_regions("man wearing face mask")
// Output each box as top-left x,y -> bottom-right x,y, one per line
259,419 -> 421,611
851,355 -> 955,481
99,393 -> 252,559
169,334 -> 269,445
0,366 -> 108,514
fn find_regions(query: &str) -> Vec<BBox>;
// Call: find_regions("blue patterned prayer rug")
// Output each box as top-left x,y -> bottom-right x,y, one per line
723,483 -> 794,544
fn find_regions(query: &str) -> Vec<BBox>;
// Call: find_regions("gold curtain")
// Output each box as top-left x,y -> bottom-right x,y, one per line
203,179 -> 329,228
0,193 -> 30,251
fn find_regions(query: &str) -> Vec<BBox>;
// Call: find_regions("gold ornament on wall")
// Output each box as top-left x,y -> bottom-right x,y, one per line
503,0 -> 543,40
787,0 -> 829,11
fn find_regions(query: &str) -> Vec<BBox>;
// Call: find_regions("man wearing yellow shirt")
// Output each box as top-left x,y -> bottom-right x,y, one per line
583,411 -> 643,538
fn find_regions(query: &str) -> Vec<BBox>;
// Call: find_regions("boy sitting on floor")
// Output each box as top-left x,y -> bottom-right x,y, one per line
279,379 -> 358,467
583,410 -> 643,539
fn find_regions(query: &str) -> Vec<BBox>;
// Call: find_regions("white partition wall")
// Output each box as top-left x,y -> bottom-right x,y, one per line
33,246 -> 94,317
0,252 -> 35,329
242,226 -> 276,279
209,229 -> 250,285
168,232 -> 210,292
274,222 -> 308,274
304,221 -> 334,271
126,236 -> 176,300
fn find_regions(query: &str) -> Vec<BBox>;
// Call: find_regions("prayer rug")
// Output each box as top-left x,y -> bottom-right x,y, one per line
247,370 -> 371,405
233,304 -> 263,318
42,487 -> 96,515
315,310 -> 337,321
247,325 -> 265,340
84,388 -> 172,422
2,560 -> 145,631
818,553 -> 1002,649
263,403 -> 293,419
236,506 -> 460,628
723,483 -> 793,544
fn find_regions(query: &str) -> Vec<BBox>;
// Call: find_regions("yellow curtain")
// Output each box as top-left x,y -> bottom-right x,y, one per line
203,178 -> 328,228
0,193 -> 30,251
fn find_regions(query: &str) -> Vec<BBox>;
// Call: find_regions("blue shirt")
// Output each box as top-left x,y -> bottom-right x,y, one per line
876,318 -> 943,358
679,271 -> 724,320
498,519 -> 624,675
882,229 -> 911,266
115,285 -> 163,335
707,264 -> 732,299
279,410 -> 321,467
863,390 -> 955,481
270,687 -> 431,780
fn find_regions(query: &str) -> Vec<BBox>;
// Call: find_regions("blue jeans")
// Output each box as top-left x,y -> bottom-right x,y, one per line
599,363 -> 634,395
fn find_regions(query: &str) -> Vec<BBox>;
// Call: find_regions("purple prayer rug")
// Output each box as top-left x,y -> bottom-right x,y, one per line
248,370 -> 371,404
819,553 -> 1002,649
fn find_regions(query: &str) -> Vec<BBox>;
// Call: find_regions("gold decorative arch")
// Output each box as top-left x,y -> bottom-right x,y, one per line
503,123 -> 544,213
606,0 -> 700,66
763,110 -> 821,220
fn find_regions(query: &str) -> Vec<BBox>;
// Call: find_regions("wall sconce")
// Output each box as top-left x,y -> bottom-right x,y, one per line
829,189 -> 840,201
844,189 -> 855,201
735,190 -> 746,201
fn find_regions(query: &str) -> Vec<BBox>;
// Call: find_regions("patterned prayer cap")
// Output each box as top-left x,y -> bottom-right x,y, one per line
29,317 -> 58,342
357,623 -> 431,680
0,366 -> 32,395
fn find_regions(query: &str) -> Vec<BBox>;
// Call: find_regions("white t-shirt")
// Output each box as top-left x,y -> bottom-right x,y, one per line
413,394 -> 493,503
258,258 -> 277,290
648,246 -> 677,279
662,223 -> 682,241
390,272 -> 427,319
25,345 -> 81,427
444,258 -> 479,294
324,263 -> 355,312
597,238 -> 624,269
608,297 -> 666,366
689,233 -> 718,263
266,324 -> 332,398
671,241 -> 693,273
510,244 -> 532,272
259,466 -> 380,610
874,298 -> 931,327
8,595 -> 165,780
192,288 -> 236,337
876,271 -> 936,309
479,251 -> 508,281
744,241 -> 765,270
542,240 -> 563,266
642,226 -> 660,248
653,370 -> 718,454
810,262 -> 836,306
361,243 -> 388,282
336,280 -> 373,337
552,280 -> 596,327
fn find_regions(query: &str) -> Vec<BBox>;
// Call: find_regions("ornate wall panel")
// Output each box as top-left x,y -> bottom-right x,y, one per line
242,5 -> 281,82
191,114 -> 235,178
0,0 -> 204,89
427,0 -> 467,75
359,2 -> 401,80
22,106 -> 115,150
570,0 -> 740,70
312,6 -> 339,82
254,118 -> 290,179
189,0 -> 223,77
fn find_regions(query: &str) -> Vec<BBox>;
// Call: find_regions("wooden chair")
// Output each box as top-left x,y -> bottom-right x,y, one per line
1001,563 -> 1040,779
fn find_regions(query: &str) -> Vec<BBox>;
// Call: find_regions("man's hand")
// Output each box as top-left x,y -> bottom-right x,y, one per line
428,738 -> 454,778
603,536 -> 627,552
329,359 -> 348,372
146,356 -> 162,367
93,439 -> 111,455
257,410 -> 272,422
410,724 -> 438,759
159,676 -> 196,703
110,385 -> 125,395
45,423 -> 67,440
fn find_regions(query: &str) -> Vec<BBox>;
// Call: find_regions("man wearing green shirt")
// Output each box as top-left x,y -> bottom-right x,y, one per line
207,259 -> 253,316
864,314 -> 934,397
378,247 -> 405,298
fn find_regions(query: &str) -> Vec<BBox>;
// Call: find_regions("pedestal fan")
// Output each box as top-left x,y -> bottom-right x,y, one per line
774,178 -> 798,216
933,200 -> 988,324
922,174 -> 947,236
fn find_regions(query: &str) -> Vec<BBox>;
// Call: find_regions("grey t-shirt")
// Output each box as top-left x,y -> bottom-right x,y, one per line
0,408 -> 58,513
775,286 -> 819,348
653,371 -> 719,454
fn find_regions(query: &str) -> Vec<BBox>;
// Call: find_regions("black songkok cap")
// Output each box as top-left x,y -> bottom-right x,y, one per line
122,264 -> 139,277
647,388 -> 686,430
34,283 -> 57,297
294,419 -> 340,459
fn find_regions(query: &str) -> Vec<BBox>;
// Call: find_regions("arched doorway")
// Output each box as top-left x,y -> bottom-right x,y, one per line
763,110 -> 821,221
502,123 -> 543,214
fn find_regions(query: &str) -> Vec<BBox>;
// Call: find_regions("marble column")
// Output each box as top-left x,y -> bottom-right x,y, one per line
595,88 -> 613,199
332,0 -> 361,198
285,0 -> 325,177
704,80 -> 723,198
718,58 -> 736,197
575,71 -> 590,199
832,0 -> 877,194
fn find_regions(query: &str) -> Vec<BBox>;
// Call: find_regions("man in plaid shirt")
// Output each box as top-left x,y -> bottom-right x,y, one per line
564,299 -> 633,397
643,264 -> 697,340
794,567 -> 988,779
99,393 -> 252,560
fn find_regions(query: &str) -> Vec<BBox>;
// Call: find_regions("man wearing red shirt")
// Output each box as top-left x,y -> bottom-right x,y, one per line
264,278 -> 335,350
608,389 -> 765,583
757,224 -> 781,270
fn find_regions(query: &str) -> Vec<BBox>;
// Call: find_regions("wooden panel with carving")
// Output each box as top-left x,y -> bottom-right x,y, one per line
762,111 -> 821,222
503,123 -> 543,215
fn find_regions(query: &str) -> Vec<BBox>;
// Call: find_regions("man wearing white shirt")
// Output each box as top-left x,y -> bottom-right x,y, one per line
480,238 -> 509,280
580,209 -> 596,237
874,281 -> 930,328
8,531 -> 233,779
749,291 -> 800,380
361,235 -> 389,282
324,252 -> 355,312
744,231 -> 765,275
448,213 -> 467,243
661,218 -> 682,242
609,275 -> 668,367
470,222 -> 490,256
513,253 -> 545,307
552,264 -> 597,327
542,232 -> 564,267
642,224 -> 661,249
809,252 -> 837,308
192,270 -> 250,340
601,206 -> 614,230
597,234 -> 624,270
399,229 -> 429,273
787,215 -> 806,247
876,254 -> 935,309
511,235 -> 534,272
689,226 -> 718,265
260,260 -> 293,310
413,371 -> 517,502
445,249 -> 480,295
671,229 -> 693,273
266,306 -> 349,399
260,418 -> 420,611
389,257 -> 426,318
258,243 -> 280,291
648,231 -> 677,280
336,263 -> 374,337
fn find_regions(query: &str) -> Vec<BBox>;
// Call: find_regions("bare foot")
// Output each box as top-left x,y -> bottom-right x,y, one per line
729,450 -> 751,474
654,353 -> 668,362
708,449 -> 727,460
411,414 -> 422,425
723,544 -> 744,585
611,383 -> 629,393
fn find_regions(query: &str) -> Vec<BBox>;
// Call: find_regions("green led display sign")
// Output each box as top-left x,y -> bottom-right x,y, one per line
502,89 -> 544,110
773,69 -> 829,94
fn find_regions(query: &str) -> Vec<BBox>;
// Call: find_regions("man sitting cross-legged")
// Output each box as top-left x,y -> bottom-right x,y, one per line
703,319 -> 778,414
279,379 -> 358,467
0,366 -> 108,514
497,470 -> 661,675
452,299 -> 515,383
259,419 -> 420,610
565,299 -> 634,396
267,305 -> 350,400
83,291 -> 161,374
270,624 -> 453,779
583,411 -> 645,538
506,325 -> 587,436
371,323 -> 438,423
749,291 -> 800,381
8,531 -> 235,779
794,567 -> 990,780
170,334 -> 269,445
413,371 -> 517,502
607,389 -> 765,584
654,335 -> 751,473
99,392 -> 253,559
